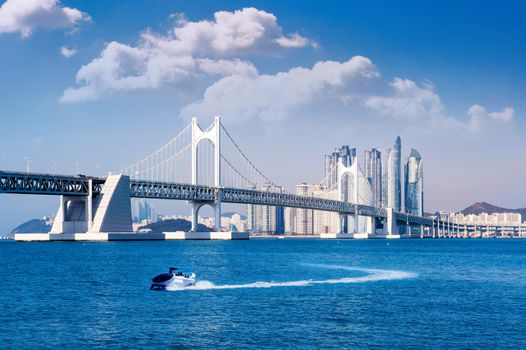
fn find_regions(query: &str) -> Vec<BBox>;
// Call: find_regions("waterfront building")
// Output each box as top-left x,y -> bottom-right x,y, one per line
295,183 -> 315,235
404,148 -> 424,216
313,187 -> 340,233
246,202 -> 259,232
291,183 -> 341,235
284,207 -> 297,234
381,136 -> 402,211
364,148 -> 382,207
246,183 -> 285,235
448,212 -> 522,226
221,213 -> 247,232
133,199 -> 155,223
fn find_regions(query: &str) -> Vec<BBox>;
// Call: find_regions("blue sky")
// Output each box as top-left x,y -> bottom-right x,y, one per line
0,0 -> 525,232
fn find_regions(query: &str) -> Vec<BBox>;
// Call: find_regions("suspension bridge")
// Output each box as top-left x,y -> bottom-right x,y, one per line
1,117 -> 433,241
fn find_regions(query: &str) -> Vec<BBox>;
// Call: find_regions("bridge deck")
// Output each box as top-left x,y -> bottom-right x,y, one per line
1,171 -> 440,225
0,171 -> 104,196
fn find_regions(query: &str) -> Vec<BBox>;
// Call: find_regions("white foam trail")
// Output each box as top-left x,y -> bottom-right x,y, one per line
165,264 -> 416,292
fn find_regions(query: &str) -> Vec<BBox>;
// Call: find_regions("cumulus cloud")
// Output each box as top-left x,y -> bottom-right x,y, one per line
181,56 -> 379,121
275,33 -> 312,48
59,46 -> 77,58
0,0 -> 90,37
466,104 -> 514,131
362,78 -> 443,120
170,7 -> 314,54
61,7 -> 312,103
180,55 -> 513,133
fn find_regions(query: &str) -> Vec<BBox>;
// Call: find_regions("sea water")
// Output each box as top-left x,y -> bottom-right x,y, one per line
0,239 -> 524,349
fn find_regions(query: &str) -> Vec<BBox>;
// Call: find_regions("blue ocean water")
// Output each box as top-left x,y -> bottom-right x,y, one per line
0,239 -> 524,349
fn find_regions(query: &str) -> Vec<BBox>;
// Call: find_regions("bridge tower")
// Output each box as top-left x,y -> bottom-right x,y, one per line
336,158 -> 374,235
190,116 -> 222,232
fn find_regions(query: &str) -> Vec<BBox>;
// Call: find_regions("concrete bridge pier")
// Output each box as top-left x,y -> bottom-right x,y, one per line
338,213 -> 346,234
50,194 -> 90,234
189,198 -> 221,232
384,208 -> 400,238
50,175 -> 133,235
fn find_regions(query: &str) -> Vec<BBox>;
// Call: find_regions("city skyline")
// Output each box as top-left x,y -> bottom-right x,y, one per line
1,0 -> 525,233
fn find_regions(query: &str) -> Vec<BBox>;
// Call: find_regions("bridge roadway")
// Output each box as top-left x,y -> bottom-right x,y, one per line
0,171 -> 432,226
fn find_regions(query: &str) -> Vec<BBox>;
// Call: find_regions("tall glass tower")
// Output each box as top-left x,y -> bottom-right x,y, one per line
365,148 -> 382,207
381,136 -> 402,211
404,148 -> 424,216
391,136 -> 402,211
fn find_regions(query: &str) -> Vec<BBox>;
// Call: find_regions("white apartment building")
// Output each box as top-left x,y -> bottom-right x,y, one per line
447,212 -> 522,226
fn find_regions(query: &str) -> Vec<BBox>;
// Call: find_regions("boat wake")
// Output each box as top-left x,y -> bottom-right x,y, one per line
165,264 -> 416,291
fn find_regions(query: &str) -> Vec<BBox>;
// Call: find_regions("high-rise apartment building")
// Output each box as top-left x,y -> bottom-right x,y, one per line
381,136 -> 402,211
364,148 -> 382,207
246,183 -> 285,235
404,148 -> 424,216
286,136 -> 423,235
133,199 -> 155,223
295,183 -> 314,234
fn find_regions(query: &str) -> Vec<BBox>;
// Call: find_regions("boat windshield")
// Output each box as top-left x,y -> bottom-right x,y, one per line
152,273 -> 173,283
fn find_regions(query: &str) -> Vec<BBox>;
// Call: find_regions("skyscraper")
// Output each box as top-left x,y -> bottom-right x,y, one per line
365,148 -> 382,207
295,183 -> 314,235
404,148 -> 424,216
381,136 -> 402,211
133,199 -> 155,223
381,148 -> 390,207
391,136 -> 402,211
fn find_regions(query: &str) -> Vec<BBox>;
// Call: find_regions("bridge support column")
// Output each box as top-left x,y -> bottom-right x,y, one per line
384,208 -> 400,237
189,199 -> 222,232
50,174 -> 132,235
190,202 -> 199,232
50,195 -> 89,234
214,190 -> 222,232
338,214 -> 346,234
366,217 -> 374,235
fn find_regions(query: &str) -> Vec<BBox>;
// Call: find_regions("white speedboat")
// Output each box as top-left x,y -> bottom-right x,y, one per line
150,267 -> 196,290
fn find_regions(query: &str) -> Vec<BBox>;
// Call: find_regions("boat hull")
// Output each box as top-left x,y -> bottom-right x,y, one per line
150,273 -> 196,290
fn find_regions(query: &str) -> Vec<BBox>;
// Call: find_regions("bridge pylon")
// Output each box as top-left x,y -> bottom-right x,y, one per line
189,116 -> 222,231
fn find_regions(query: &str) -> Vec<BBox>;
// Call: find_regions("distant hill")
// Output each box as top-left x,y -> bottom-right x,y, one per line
460,202 -> 526,217
139,219 -> 212,233
11,219 -> 52,234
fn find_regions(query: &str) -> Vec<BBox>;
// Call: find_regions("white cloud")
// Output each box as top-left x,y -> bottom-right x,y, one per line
169,7 -> 313,54
180,56 -> 513,134
0,0 -> 90,37
275,33 -> 311,48
61,7 -> 312,103
362,78 -> 443,120
467,104 -> 514,131
59,46 -> 77,58
60,40 -> 259,103
181,56 -> 379,122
